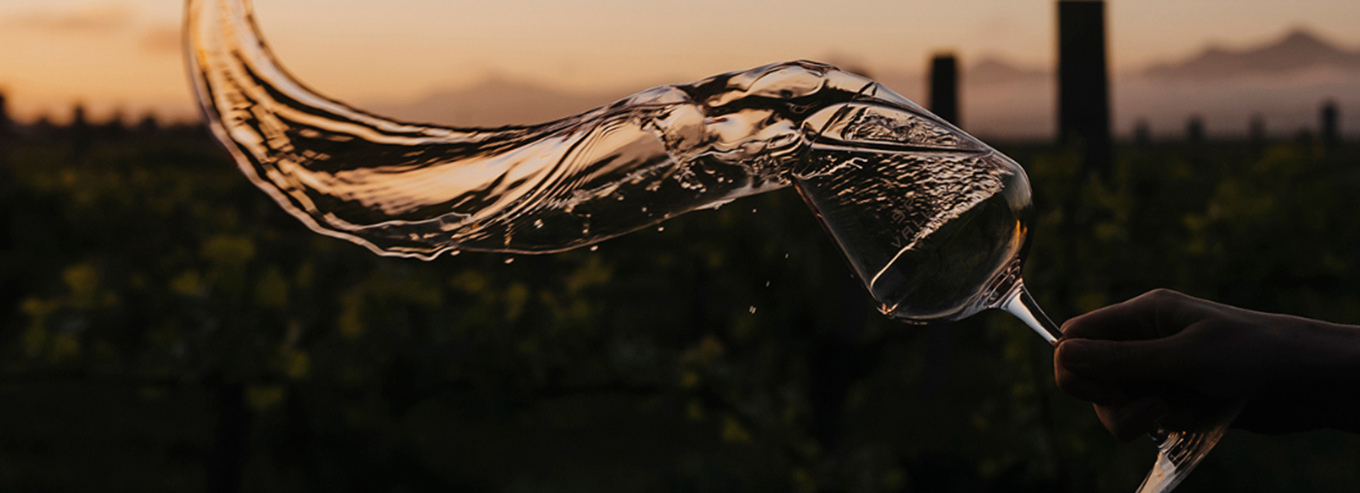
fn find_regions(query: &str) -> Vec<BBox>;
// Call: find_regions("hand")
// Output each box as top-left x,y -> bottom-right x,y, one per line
1054,289 -> 1360,440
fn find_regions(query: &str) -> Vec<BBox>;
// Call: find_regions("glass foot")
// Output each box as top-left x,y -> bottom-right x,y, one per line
1135,402 -> 1244,493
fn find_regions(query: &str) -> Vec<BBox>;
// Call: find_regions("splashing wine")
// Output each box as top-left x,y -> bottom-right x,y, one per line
185,0 -> 1238,490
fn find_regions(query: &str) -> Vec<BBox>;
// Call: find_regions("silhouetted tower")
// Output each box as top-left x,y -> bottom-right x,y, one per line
929,54 -> 960,127
1058,0 -> 1112,176
1321,100 -> 1340,147
1186,115 -> 1205,144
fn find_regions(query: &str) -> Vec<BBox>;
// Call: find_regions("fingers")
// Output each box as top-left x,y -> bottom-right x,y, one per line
1055,334 -> 1183,441
1094,397 -> 1171,442
1055,289 -> 1268,442
1055,337 -> 1181,384
1054,361 -> 1129,405
1060,289 -> 1212,341
1061,297 -> 1155,341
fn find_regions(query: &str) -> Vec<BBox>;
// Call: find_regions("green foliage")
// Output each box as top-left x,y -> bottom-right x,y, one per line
2,134 -> 1359,492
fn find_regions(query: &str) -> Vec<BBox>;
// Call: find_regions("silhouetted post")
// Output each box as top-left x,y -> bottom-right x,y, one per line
1186,115 -> 1205,144
1295,129 -> 1315,147
104,108 -> 128,140
917,50 -> 959,397
32,115 -> 54,136
1248,113 -> 1267,154
928,54 -> 960,127
0,90 -> 11,322
0,91 -> 10,139
137,113 -> 161,134
71,103 -> 92,156
1058,0 -> 1112,178
1321,100 -> 1340,147
1133,119 -> 1151,147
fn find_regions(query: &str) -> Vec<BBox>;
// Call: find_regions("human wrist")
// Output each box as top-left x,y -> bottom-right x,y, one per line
1282,319 -> 1360,432
1305,320 -> 1360,386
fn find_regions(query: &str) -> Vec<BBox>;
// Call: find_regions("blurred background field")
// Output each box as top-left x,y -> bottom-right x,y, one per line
4,0 -> 1360,491
2,118 -> 1360,492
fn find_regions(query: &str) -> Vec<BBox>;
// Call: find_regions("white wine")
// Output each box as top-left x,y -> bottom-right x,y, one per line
188,0 -> 930,258
189,2 -> 1238,489
794,146 -> 1031,322
190,0 -> 1037,321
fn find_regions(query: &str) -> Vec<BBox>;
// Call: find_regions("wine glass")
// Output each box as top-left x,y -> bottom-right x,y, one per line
186,0 -> 1235,487
791,101 -> 1242,493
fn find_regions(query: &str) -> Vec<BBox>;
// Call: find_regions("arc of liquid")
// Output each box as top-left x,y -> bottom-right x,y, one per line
186,0 -> 991,260
186,1 -> 1232,492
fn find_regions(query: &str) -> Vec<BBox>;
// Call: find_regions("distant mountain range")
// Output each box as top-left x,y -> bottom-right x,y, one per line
948,28 -> 1360,83
373,27 -> 1360,139
1119,29 -> 1360,139
1143,29 -> 1360,80
968,57 -> 1050,85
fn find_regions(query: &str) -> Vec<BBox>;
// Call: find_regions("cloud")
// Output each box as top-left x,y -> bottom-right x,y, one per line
141,25 -> 181,54
3,3 -> 135,34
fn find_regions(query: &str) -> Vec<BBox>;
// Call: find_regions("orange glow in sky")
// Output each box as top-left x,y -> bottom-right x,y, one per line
2,0 -> 1358,123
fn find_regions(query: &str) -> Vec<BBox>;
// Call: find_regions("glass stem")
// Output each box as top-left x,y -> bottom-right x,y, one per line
996,280 -> 1241,493
1000,283 -> 1063,346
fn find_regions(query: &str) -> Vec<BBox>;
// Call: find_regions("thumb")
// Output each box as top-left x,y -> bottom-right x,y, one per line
1056,337 -> 1180,384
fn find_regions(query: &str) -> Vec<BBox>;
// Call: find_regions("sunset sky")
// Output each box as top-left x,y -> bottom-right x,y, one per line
1,0 -> 1358,124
